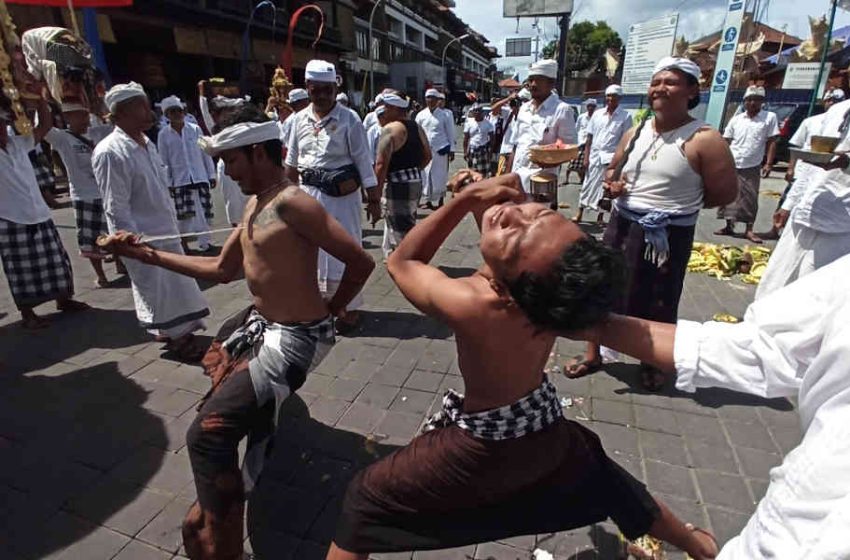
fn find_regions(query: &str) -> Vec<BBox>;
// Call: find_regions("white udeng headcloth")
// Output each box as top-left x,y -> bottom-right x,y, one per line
104,82 -> 146,112
198,121 -> 281,156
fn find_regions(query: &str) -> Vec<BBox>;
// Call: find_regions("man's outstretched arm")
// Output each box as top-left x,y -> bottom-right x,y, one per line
100,227 -> 244,283
280,190 -> 375,317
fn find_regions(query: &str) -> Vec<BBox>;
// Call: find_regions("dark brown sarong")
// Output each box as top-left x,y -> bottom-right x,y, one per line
717,166 -> 760,223
603,208 -> 696,323
333,419 -> 659,553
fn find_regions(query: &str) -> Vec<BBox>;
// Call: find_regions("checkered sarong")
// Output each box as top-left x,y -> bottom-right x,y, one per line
569,143 -> 586,171
0,218 -> 74,308
72,199 -> 108,258
169,182 -> 214,221
422,375 -> 562,440
382,168 -> 422,254
467,145 -> 492,177
28,148 -> 55,191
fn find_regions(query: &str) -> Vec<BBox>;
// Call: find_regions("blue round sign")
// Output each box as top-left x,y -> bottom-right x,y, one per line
716,70 -> 729,85
724,27 -> 737,43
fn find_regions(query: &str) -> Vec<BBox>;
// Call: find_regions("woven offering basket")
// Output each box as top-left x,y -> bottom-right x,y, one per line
529,144 -> 579,166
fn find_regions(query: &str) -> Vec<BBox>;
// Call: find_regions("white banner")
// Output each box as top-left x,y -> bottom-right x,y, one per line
621,14 -> 680,95
783,62 -> 832,97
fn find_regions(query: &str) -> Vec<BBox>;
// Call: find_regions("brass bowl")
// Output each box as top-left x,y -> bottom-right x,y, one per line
811,135 -> 840,154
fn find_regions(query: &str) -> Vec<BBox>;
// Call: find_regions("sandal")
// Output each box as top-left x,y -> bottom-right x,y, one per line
563,355 -> 602,379
713,226 -> 734,236
21,315 -> 50,330
640,364 -> 667,392
57,299 -> 91,313
685,523 -> 719,560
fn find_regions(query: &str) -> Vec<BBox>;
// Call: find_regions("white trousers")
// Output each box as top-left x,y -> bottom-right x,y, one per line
755,218 -> 850,300
421,152 -> 449,204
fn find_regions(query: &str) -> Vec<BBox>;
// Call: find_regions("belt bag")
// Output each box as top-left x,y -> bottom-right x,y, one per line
302,164 -> 361,197
436,144 -> 452,156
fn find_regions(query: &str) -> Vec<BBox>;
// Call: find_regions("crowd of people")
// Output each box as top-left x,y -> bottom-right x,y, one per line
1,49 -> 850,560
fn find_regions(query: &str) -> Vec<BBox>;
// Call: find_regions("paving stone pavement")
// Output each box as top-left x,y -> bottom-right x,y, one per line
0,158 -> 801,559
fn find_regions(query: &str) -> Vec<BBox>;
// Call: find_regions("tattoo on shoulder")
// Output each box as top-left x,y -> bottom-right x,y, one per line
251,194 -> 287,229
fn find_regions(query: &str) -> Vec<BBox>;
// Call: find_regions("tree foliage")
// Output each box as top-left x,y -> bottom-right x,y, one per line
542,20 -> 622,73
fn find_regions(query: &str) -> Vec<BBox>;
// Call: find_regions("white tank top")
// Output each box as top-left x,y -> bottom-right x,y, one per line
617,118 -> 706,215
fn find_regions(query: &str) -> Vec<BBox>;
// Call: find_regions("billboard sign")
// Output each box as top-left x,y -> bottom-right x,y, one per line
506,37 -> 533,57
783,62 -> 832,97
503,0 -> 573,17
621,14 -> 680,95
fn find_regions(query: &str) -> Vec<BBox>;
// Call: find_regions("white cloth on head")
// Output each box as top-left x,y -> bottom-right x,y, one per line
584,98 -> 598,107
305,59 -> 337,83
60,103 -> 87,113
512,91 -> 578,191
45,127 -> 101,201
288,88 -> 309,104
673,254 -> 850,560
198,121 -> 281,156
382,94 -> 409,108
0,134 -> 52,224
652,56 -> 701,81
528,59 -> 558,79
336,93 -> 349,104
158,122 -> 216,187
425,88 -> 441,98
744,85 -> 766,99
105,82 -> 146,112
605,84 -> 623,97
826,89 -> 845,101
93,127 -> 208,337
159,95 -> 184,113
723,110 -> 780,168
218,159 -> 248,226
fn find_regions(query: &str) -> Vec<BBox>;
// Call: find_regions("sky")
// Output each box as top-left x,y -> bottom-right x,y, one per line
453,0 -> 850,78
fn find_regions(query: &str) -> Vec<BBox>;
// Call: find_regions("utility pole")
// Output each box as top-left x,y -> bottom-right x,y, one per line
533,34 -> 540,62
556,13 -> 570,93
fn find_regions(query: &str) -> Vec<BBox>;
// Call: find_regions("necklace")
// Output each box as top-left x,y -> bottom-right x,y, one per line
648,128 -> 677,161
255,179 -> 287,200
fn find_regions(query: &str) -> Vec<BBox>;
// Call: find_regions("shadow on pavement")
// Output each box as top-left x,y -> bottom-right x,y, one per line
0,361 -> 167,559
247,394 -> 400,559
348,310 -> 453,341
604,362 -> 793,411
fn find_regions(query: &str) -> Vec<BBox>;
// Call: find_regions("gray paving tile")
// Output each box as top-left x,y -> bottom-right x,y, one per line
591,398 -> 634,426
374,411 -> 424,444
403,370 -> 445,392
695,470 -> 755,512
686,441 -> 739,475
336,403 -> 387,434
633,404 -> 681,435
474,541 -> 527,559
308,396 -> 350,426
640,431 -> 689,467
706,506 -> 751,548
413,545 -> 475,559
371,363 -> 415,387
645,460 -> 697,500
136,497 -> 193,552
723,419 -> 780,453
113,539 -> 173,560
326,377 -> 368,402
390,389 -> 438,416
734,446 -> 782,480
53,524 -> 130,560
355,383 -> 401,409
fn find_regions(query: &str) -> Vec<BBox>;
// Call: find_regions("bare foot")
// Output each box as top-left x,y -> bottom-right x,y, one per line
563,355 -> 602,379
95,277 -> 110,288
744,231 -> 763,244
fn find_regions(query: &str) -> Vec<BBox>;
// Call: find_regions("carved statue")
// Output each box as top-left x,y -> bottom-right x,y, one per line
792,15 -> 845,62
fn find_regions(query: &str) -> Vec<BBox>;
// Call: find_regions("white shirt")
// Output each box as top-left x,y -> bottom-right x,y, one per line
279,115 -> 294,148
789,113 -> 827,150
285,102 -> 378,188
45,128 -> 101,201
363,110 -> 379,132
587,106 -> 633,166
464,118 -> 494,149
723,110 -> 780,169
415,107 -> 455,152
674,254 -> 850,560
157,122 -> 215,187
781,99 -> 850,232
367,123 -> 382,165
576,112 -> 593,145
512,92 -> 578,173
500,119 -> 518,155
93,127 -> 178,237
0,134 -> 51,224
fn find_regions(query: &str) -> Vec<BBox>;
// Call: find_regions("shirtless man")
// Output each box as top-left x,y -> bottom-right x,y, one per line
326,172 -> 718,560
100,104 -> 375,560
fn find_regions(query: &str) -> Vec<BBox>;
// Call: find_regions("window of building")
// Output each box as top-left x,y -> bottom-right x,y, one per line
387,16 -> 403,38
372,36 -> 382,60
425,35 -> 438,53
406,25 -> 422,49
356,29 -> 368,58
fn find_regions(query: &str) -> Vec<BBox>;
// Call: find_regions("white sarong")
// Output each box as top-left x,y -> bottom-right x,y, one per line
421,152 -> 449,205
218,160 -> 248,225
579,157 -> 607,210
123,239 -> 209,338
755,218 -> 850,300
299,185 -> 363,311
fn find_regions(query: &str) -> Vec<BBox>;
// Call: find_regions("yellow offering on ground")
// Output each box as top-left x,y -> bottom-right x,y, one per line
688,242 -> 771,284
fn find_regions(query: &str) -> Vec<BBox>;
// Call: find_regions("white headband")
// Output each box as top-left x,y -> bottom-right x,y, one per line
605,84 -> 623,97
61,102 -> 88,113
381,93 -> 409,108
336,93 -> 349,103
198,121 -> 281,156
305,59 -> 337,83
159,95 -> 185,113
425,88 -> 440,98
826,89 -> 846,101
212,96 -> 246,109
288,88 -> 309,103
744,85 -> 766,99
105,81 -> 146,112
653,57 -> 701,81
528,59 -> 558,79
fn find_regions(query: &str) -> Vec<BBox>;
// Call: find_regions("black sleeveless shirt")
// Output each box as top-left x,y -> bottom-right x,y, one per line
389,120 -> 424,172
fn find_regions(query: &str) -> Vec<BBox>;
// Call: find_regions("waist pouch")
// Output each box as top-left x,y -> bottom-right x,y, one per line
437,144 -> 452,156
302,164 -> 361,197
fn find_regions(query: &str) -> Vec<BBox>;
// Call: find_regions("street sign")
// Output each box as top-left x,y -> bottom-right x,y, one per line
705,0 -> 746,129
506,37 -> 532,57
621,14 -> 679,95
503,0 -> 573,17
783,62 -> 832,97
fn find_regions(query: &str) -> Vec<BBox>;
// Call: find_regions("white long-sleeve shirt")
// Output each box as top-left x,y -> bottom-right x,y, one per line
415,107 -> 455,152
157,123 -> 215,188
674,254 -> 850,559
586,106 -> 633,166
285,102 -> 378,189
92,127 -> 178,237
512,92 -> 577,189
